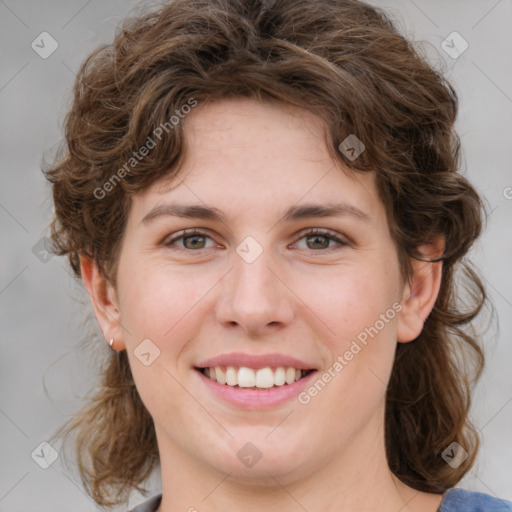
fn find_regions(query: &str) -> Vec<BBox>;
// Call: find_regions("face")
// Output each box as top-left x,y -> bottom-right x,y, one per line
85,97 -> 441,486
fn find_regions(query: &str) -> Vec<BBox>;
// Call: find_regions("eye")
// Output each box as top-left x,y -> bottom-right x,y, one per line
163,228 -> 349,252
163,229 -> 217,251
292,228 -> 349,251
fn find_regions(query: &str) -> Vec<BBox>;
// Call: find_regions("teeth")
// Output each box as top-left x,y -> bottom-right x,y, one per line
215,366 -> 226,385
274,367 -> 286,386
285,367 -> 296,384
238,367 -> 256,387
255,367 -> 275,389
226,366 -> 237,386
202,366 -> 310,389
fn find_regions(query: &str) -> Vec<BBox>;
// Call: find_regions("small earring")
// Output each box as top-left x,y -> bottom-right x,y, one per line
109,338 -> 115,349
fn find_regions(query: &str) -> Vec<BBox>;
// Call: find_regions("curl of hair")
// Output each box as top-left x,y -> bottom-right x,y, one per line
44,0 -> 488,507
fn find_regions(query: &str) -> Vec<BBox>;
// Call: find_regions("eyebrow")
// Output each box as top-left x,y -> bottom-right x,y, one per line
140,201 -> 371,226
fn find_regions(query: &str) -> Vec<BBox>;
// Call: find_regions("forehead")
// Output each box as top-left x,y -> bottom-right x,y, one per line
129,97 -> 385,229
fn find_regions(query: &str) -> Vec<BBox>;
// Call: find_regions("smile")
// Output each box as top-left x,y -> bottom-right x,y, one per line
198,366 -> 315,389
194,352 -> 319,408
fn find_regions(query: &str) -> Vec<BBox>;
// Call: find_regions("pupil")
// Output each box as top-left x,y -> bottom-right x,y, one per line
309,235 -> 328,249
185,235 -> 204,249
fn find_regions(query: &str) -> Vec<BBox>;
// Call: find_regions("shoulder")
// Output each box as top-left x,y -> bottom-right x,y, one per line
439,488 -> 512,512
127,493 -> 162,512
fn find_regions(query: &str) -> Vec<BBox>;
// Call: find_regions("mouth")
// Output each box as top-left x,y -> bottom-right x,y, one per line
193,352 -> 320,408
195,366 -> 316,390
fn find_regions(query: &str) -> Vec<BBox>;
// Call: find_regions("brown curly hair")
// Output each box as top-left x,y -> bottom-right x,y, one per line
44,0 -> 489,508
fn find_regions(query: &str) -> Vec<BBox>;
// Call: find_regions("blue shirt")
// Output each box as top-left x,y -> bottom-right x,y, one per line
439,488 -> 512,511
129,488 -> 512,511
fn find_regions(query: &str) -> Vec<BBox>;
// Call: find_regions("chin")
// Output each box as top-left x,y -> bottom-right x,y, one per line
208,434 -> 312,483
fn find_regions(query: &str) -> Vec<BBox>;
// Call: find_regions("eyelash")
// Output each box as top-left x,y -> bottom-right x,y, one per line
163,228 -> 349,253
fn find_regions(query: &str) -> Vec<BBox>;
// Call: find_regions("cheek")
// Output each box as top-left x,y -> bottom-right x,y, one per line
118,265 -> 207,420
302,263 -> 398,343
300,271 -> 398,416
308,263 -> 400,396
118,258 -> 206,342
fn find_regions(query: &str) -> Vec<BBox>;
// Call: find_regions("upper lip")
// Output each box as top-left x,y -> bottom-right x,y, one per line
196,352 -> 317,370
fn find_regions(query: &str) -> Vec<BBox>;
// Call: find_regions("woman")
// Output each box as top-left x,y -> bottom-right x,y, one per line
44,0 -> 512,511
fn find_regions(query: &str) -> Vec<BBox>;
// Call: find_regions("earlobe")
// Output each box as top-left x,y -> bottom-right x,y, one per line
396,238 -> 445,343
79,255 -> 126,350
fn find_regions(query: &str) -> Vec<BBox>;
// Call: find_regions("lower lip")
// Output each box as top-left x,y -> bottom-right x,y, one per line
195,369 -> 318,410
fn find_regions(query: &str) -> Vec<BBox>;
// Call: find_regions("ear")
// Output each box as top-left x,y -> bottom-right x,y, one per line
79,255 -> 126,350
396,237 -> 445,343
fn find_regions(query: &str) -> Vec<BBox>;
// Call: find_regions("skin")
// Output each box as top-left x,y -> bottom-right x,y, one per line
81,97 -> 446,512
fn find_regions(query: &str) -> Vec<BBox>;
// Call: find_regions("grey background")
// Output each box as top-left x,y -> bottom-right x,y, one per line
1,0 -> 511,510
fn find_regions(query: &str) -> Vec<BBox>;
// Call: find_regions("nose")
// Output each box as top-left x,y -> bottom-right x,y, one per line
215,248 -> 295,337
